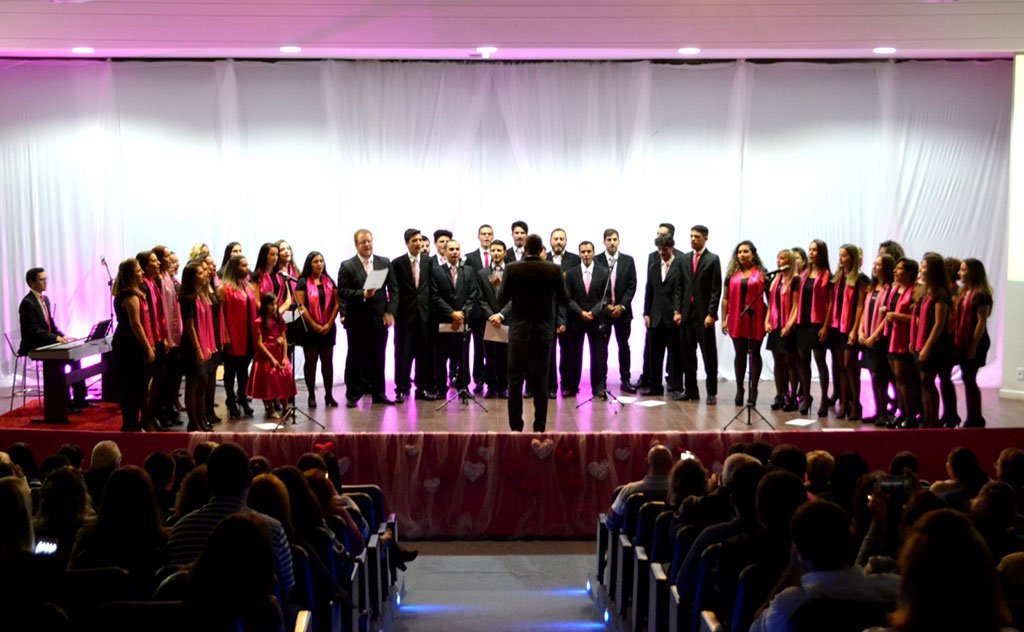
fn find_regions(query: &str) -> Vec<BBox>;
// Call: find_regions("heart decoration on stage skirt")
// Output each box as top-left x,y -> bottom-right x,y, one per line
462,461 -> 486,483
405,443 -> 420,457
423,477 -> 441,494
477,446 -> 495,461
313,440 -> 335,452
588,460 -> 611,480
614,447 -> 632,462
531,438 -> 555,460
337,456 -> 352,476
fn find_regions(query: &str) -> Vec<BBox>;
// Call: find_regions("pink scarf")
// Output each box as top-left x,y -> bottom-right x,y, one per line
830,277 -> 859,333
910,292 -> 935,353
195,298 -> 216,359
306,275 -> 335,327
768,274 -> 793,329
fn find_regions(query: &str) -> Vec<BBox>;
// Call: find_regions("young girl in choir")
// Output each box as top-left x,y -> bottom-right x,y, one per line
112,258 -> 156,431
179,259 -> 217,431
886,258 -> 920,428
153,245 -> 183,426
295,251 -> 340,408
956,258 -> 993,428
794,240 -> 833,416
828,244 -> 870,420
860,254 -> 896,425
218,255 -> 256,419
765,249 -> 800,411
721,240 -> 767,405
248,293 -> 297,419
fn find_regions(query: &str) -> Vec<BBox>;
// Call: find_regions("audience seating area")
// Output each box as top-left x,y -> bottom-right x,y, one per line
0,439 -> 409,632
592,440 -> 1024,632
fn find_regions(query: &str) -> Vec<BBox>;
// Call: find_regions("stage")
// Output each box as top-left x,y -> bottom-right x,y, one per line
2,381 -> 1022,539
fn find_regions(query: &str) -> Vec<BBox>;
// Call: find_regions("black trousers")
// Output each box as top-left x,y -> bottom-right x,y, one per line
394,318 -> 431,394
344,323 -> 387,400
508,337 -> 553,431
484,340 -> 508,391
648,322 -> 683,392
605,314 -> 632,382
564,324 -> 609,395
470,317 -> 486,388
437,329 -> 471,390
682,320 -> 718,396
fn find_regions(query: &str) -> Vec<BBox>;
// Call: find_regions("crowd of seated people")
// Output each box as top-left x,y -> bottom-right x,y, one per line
603,441 -> 1024,632
0,439 -> 416,631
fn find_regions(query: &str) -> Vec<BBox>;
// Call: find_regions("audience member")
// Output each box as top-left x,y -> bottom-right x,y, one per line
997,448 -> 1024,512
769,444 -> 808,479
745,440 -> 773,466
805,449 -> 835,497
193,440 -> 219,466
171,448 -> 195,492
6,442 -> 41,488
172,464 -> 210,525
34,466 -> 92,563
0,476 -> 63,609
70,465 -> 169,591
819,451 -> 869,515
187,512 -> 286,632
667,456 -> 709,510
971,480 -> 1024,561
250,455 -> 273,477
306,469 -> 367,556
85,439 -> 122,507
889,451 -> 920,477
144,451 -> 177,519
751,501 -> 899,632
606,444 -> 674,529
57,443 -> 84,469
167,443 -> 294,595
671,453 -> 757,538
39,454 -> 71,479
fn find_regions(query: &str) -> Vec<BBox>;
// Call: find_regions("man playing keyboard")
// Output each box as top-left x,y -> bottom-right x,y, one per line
19,267 -> 91,410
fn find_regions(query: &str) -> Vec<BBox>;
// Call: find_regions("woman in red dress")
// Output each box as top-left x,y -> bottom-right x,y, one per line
885,258 -> 920,428
827,244 -> 870,420
247,293 -> 297,419
721,240 -> 768,406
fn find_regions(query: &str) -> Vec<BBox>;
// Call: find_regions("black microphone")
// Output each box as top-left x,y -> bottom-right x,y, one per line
100,256 -> 106,265
765,264 -> 790,275
277,270 -> 299,283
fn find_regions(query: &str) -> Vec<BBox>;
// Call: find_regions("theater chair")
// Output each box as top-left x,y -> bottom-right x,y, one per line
789,598 -> 895,632
631,500 -> 667,632
596,484 -> 624,593
55,567 -> 137,629
647,510 -> 677,632
93,601 -> 188,632
6,601 -> 70,632
688,543 -> 723,632
727,563 -> 777,632
616,492 -> 660,619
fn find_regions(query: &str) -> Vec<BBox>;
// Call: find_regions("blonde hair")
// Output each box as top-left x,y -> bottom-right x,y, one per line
838,244 -> 863,287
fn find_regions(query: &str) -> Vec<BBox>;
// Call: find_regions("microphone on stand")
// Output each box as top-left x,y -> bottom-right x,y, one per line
277,270 -> 300,283
764,264 -> 790,278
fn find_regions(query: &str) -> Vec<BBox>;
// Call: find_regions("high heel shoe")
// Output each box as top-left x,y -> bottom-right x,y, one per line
782,395 -> 799,412
770,395 -> 785,411
817,405 -> 829,418
836,403 -> 850,420
747,390 -> 758,406
240,399 -> 255,417
734,386 -> 745,406
324,395 -> 339,408
308,395 -> 318,409
227,403 -> 241,419
799,395 -> 813,416
847,404 -> 862,422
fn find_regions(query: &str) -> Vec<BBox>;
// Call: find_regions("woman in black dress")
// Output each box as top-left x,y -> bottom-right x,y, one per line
955,258 -> 993,428
295,251 -> 341,408
179,259 -> 217,431
764,249 -> 799,411
793,240 -> 833,416
859,253 -> 896,425
912,252 -> 953,428
827,244 -> 869,420
112,258 -> 155,431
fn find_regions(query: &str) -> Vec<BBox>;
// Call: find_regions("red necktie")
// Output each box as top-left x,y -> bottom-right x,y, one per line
484,251 -> 490,268
42,297 -> 51,332
692,251 -> 699,273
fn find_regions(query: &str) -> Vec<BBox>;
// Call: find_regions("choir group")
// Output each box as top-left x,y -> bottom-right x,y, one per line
99,222 -> 993,432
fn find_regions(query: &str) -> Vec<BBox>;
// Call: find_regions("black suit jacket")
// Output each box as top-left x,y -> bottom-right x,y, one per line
430,263 -> 479,323
392,252 -> 432,325
475,266 -> 511,320
505,247 -> 526,264
644,257 -> 685,327
337,255 -> 398,329
565,264 -> 610,330
677,249 -> 723,323
18,292 -> 63,354
547,251 -> 581,271
498,256 -> 570,344
594,252 -> 637,317
647,248 -> 684,269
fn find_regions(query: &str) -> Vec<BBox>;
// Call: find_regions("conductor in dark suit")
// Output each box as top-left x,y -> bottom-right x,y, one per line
430,240 -> 479,392
337,229 -> 399,408
392,229 -> 436,403
594,228 -> 638,393
676,224 -> 722,404
496,234 -> 570,432
564,241 -> 610,398
641,235 -> 685,396
18,267 -> 89,406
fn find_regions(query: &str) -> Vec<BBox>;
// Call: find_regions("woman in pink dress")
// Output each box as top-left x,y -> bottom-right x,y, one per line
247,293 -> 297,419
217,255 -> 256,419
721,240 -> 767,406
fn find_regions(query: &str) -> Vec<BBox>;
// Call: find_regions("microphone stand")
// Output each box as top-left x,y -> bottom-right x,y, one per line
725,270 -> 775,431
100,256 -> 114,321
275,274 -> 324,431
578,262 -> 620,412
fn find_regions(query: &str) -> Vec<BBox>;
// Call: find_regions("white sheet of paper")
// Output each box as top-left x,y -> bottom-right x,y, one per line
784,419 -> 818,427
633,399 -> 667,408
483,324 -> 509,343
438,322 -> 467,333
363,268 -> 388,290
616,396 -> 638,404
252,422 -> 282,431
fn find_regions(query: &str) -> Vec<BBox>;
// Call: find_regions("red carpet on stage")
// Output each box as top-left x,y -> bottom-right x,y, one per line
3,400 -> 1022,539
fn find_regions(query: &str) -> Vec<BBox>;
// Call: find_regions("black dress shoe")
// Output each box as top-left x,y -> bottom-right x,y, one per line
308,396 -> 318,409
484,389 -> 497,399
547,389 -> 557,399
414,390 -> 438,401
639,386 -> 664,396
706,395 -> 717,406
524,390 -> 534,399
621,382 -> 637,394
345,398 -> 358,409
473,384 -> 485,395
532,422 -> 546,432
240,400 -> 255,417
561,389 -> 577,398
394,392 -> 407,404
371,394 -> 396,405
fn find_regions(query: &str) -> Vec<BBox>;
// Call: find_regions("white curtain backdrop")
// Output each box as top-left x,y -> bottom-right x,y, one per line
0,59 -> 1011,387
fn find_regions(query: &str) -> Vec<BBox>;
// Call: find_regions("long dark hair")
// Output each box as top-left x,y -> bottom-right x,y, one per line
869,254 -> 896,292
220,242 -> 241,273
91,466 -> 167,552
112,258 -> 142,297
258,292 -> 280,335
299,251 -> 333,285
725,240 -> 766,278
179,259 -> 204,302
252,243 -> 278,280
915,252 -> 951,304
962,258 -> 993,299
809,239 -> 831,273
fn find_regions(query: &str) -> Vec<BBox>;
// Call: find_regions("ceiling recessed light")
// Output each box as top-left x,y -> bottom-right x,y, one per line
279,45 -> 302,54
476,46 -> 498,59
873,46 -> 897,55
677,47 -> 702,55
71,46 -> 94,54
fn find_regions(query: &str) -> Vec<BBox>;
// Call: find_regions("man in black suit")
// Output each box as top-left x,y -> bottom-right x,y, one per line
430,240 -> 479,393
505,220 -> 528,263
641,234 -> 685,396
594,228 -> 638,393
392,229 -> 436,403
545,227 -> 579,398
476,240 -> 510,398
637,223 -> 683,390
337,229 -> 399,408
676,224 -> 722,404
462,224 -> 494,394
18,267 -> 89,407
496,234 -> 570,432
564,241 -> 610,398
